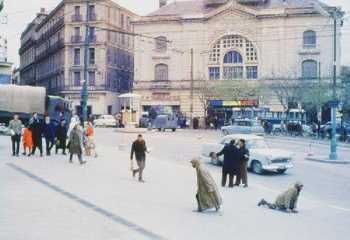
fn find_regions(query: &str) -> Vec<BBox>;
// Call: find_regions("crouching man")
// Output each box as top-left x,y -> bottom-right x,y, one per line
258,182 -> 303,213
191,158 -> 222,212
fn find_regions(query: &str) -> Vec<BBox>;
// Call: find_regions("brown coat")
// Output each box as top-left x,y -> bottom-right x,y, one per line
275,186 -> 300,210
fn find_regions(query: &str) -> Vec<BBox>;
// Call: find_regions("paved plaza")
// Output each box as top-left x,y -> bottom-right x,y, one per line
1,129 -> 350,240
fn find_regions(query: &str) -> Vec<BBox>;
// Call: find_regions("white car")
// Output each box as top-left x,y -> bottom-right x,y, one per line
221,119 -> 264,136
93,115 -> 117,127
201,134 -> 294,174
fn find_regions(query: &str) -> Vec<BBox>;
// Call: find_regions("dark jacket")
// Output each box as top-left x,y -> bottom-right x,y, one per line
238,147 -> 249,164
69,129 -> 83,154
131,140 -> 147,161
56,125 -> 67,147
30,118 -> 43,139
217,143 -> 239,174
43,122 -> 56,140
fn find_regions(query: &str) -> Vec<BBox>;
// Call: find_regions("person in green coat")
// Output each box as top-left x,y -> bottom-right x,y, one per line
191,158 -> 222,212
257,182 -> 304,213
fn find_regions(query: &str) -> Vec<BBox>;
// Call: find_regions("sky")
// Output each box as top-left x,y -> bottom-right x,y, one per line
0,0 -> 349,68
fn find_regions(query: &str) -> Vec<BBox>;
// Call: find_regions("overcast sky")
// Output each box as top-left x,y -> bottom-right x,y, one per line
0,0 -> 349,67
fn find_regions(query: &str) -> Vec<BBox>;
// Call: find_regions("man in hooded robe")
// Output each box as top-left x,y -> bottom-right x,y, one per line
258,182 -> 304,213
191,158 -> 222,212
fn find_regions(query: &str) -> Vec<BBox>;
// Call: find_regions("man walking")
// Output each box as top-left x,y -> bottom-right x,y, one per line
258,182 -> 304,213
131,134 -> 148,182
236,139 -> 249,187
30,113 -> 43,157
216,139 -> 239,187
43,116 -> 56,156
68,124 -> 86,165
55,120 -> 67,155
8,114 -> 22,156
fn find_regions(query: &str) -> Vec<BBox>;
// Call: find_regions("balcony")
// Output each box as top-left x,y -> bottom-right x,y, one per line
88,35 -> 97,43
71,35 -> 82,43
35,39 -> 64,61
37,18 -> 64,45
71,14 -> 82,22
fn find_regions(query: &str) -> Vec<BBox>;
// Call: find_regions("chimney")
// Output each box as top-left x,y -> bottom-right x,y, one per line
39,8 -> 46,14
159,0 -> 167,8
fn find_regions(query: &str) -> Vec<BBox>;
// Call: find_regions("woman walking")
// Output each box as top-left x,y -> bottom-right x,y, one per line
84,121 -> 97,157
235,139 -> 249,187
22,125 -> 33,156
68,124 -> 86,165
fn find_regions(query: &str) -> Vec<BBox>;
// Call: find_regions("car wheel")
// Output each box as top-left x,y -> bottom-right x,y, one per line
172,128 -> 176,132
251,160 -> 264,174
158,128 -> 161,131
277,169 -> 287,174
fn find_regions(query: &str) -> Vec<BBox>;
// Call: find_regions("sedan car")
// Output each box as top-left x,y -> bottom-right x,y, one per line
221,119 -> 264,136
93,115 -> 117,127
201,134 -> 294,174
0,124 -> 10,135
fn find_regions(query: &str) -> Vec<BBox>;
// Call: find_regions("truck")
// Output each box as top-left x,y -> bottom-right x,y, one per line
0,85 -> 72,126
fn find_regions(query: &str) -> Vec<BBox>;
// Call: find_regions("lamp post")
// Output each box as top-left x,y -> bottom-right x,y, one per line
81,0 -> 90,124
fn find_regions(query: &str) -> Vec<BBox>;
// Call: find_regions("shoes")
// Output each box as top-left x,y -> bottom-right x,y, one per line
69,160 -> 73,164
40,154 -> 43,157
22,152 -> 26,156
243,184 -> 248,188
138,179 -> 145,183
80,161 -> 87,165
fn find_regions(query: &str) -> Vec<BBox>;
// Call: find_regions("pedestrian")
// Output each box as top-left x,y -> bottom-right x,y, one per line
84,121 -> 97,157
68,124 -> 86,165
130,134 -> 148,182
22,124 -> 33,156
235,139 -> 249,187
8,114 -> 23,156
190,158 -> 222,213
216,139 -> 239,187
43,116 -> 56,156
30,112 -> 43,157
55,120 -> 67,155
258,182 -> 304,213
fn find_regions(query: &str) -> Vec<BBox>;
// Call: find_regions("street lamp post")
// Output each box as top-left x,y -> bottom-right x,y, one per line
329,11 -> 338,160
81,0 -> 90,124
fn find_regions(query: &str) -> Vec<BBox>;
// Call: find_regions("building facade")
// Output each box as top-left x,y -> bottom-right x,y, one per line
19,0 -> 137,116
132,0 -> 342,118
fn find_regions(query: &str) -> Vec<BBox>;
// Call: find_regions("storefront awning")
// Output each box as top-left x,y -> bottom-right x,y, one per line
208,99 -> 258,107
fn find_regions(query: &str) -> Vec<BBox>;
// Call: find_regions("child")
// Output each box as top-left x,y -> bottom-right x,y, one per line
22,125 -> 33,156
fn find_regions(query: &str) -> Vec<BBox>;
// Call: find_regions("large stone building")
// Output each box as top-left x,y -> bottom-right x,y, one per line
132,0 -> 343,118
19,0 -> 137,115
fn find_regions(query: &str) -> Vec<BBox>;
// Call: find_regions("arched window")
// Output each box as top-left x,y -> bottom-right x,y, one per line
155,63 -> 168,81
223,51 -> 243,80
303,30 -> 316,48
208,35 -> 258,80
223,51 -> 243,64
302,60 -> 318,79
155,36 -> 167,52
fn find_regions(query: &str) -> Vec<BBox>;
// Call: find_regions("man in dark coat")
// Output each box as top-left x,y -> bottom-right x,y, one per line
258,182 -> 304,213
216,140 -> 239,187
131,134 -> 148,182
43,116 -> 56,156
236,139 -> 249,187
68,124 -> 86,165
55,120 -> 67,155
30,112 -> 43,157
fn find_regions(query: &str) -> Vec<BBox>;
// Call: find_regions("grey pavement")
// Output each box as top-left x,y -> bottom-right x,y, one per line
1,129 -> 350,240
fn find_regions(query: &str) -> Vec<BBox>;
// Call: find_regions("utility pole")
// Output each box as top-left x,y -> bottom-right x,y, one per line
81,0 -> 90,124
329,10 -> 338,160
190,48 -> 194,128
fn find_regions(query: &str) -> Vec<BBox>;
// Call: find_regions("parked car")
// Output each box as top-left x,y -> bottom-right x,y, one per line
221,119 -> 264,135
152,114 -> 178,132
201,134 -> 294,174
0,123 -> 10,136
93,115 -> 117,127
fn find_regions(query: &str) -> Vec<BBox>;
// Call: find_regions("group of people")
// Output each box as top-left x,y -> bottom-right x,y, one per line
216,139 -> 249,188
128,134 -> 303,214
191,157 -> 303,214
8,113 -> 97,165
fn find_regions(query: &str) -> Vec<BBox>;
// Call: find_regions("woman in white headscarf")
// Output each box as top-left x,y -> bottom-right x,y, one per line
191,158 -> 222,212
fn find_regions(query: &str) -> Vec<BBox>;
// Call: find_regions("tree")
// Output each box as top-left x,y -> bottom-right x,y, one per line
196,79 -> 260,118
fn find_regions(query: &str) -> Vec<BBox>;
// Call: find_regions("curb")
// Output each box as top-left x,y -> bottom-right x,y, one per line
114,128 -> 148,134
305,155 -> 350,164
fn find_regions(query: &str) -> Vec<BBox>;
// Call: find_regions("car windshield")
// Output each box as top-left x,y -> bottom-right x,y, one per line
247,139 -> 269,149
233,121 -> 251,126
